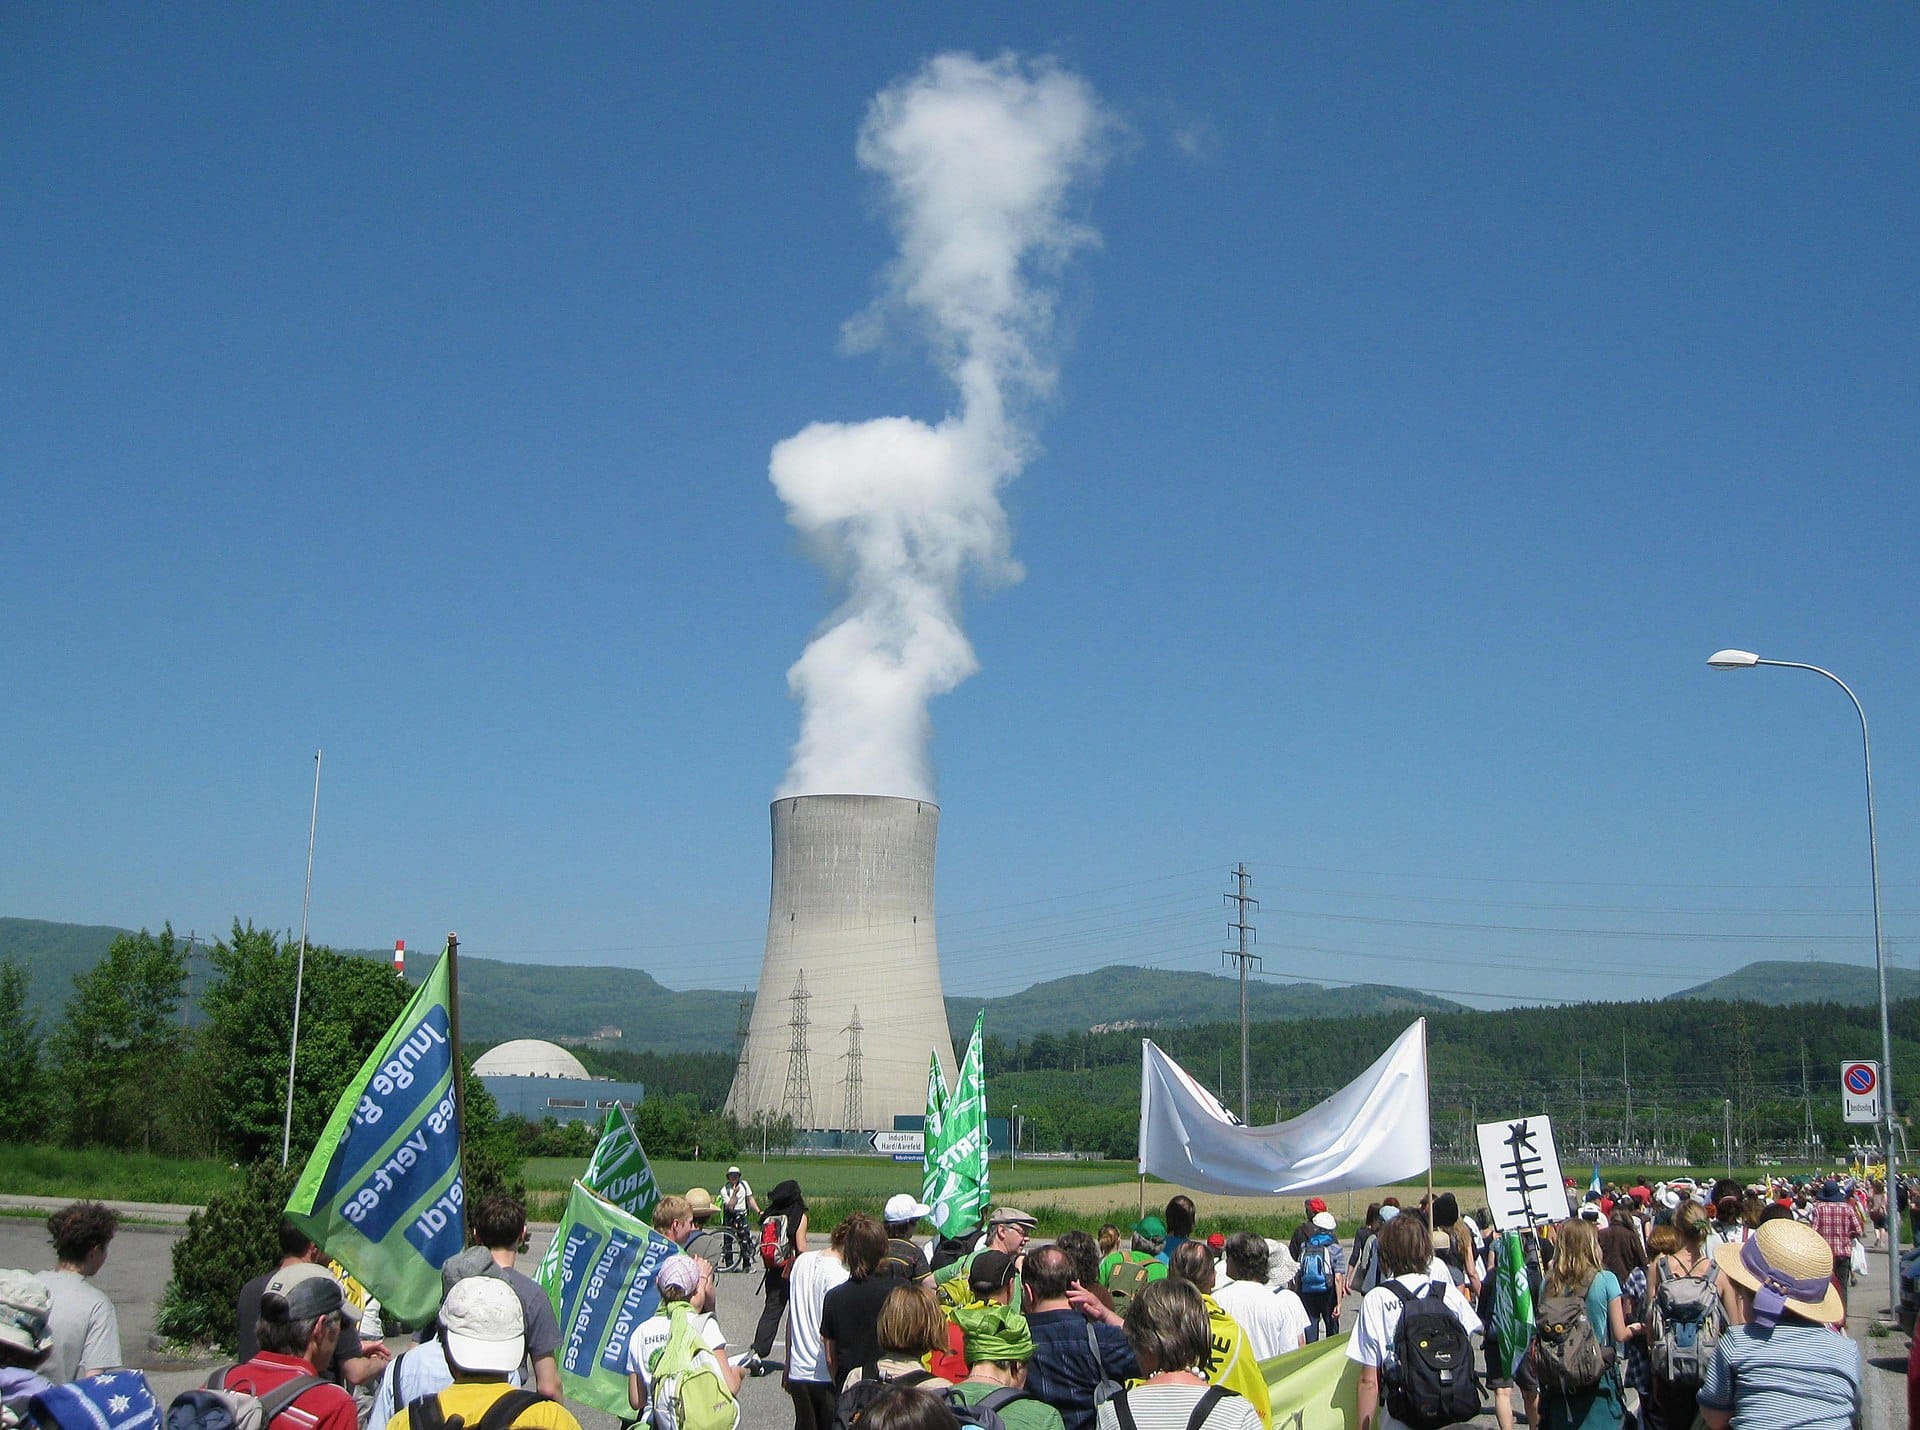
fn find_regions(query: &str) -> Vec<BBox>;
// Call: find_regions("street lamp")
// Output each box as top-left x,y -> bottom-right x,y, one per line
1723,1099 -> 1733,1180
1709,648 -> 1898,1318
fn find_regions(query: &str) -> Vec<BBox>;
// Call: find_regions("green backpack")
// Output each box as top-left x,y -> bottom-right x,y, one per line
647,1302 -> 739,1430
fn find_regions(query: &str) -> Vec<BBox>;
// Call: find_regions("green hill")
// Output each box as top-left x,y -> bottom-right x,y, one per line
946,965 -> 1462,1047
1669,959 -> 1920,1005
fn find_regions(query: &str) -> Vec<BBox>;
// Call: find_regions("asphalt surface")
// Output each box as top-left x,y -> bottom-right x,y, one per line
0,1209 -> 1907,1428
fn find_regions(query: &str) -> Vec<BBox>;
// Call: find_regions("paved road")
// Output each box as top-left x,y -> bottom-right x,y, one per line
0,1211 -> 1908,1427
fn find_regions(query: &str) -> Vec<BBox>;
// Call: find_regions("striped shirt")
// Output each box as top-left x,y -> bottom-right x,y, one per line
1696,1321 -> 1861,1430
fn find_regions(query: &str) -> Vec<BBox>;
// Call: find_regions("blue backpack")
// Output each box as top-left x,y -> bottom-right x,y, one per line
1298,1231 -> 1336,1295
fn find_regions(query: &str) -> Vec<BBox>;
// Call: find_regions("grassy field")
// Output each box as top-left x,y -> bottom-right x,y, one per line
0,1144 -> 243,1204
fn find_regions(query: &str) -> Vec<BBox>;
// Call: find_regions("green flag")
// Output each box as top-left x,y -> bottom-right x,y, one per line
537,1180 -> 679,1416
285,946 -> 461,1325
534,1104 -> 658,1287
1492,1230 -> 1535,1380
927,1012 -> 989,1237
921,1051 -> 950,1211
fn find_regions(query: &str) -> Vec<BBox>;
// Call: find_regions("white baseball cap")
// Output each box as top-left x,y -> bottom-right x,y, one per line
441,1276 -> 525,1376
884,1194 -> 932,1223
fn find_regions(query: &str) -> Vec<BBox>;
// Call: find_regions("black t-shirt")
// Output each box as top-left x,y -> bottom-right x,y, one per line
234,1271 -> 364,1381
879,1237 -> 931,1283
819,1275 -> 898,1384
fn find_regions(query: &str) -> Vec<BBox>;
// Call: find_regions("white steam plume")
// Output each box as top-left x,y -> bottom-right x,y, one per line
773,52 -> 1113,800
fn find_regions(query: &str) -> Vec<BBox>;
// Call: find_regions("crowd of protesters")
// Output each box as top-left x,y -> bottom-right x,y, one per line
0,1168 -> 1890,1430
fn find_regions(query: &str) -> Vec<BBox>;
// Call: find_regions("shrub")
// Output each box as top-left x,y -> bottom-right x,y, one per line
155,1158 -> 296,1352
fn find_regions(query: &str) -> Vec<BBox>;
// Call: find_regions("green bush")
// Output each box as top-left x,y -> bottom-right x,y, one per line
156,1159 -> 296,1352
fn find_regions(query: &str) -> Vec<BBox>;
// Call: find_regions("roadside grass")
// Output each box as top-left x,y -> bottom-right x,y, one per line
0,1144 -> 242,1204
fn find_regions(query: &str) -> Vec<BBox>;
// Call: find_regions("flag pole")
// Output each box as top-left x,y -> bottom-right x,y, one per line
447,932 -> 464,1172
281,748 -> 323,1167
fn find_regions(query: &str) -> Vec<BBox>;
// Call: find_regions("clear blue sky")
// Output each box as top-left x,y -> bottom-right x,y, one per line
4,7 -> 1915,1009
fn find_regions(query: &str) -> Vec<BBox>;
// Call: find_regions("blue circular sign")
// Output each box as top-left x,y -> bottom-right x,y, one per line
1845,1064 -> 1876,1095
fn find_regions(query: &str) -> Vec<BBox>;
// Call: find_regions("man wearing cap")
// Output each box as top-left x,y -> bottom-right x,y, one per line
0,1270 -> 56,1418
221,1264 -> 359,1430
878,1196 -> 935,1286
950,1299 -> 1064,1430
471,1196 -> 565,1399
1021,1245 -> 1138,1430
367,1249 -> 526,1430
719,1168 -> 759,1238
387,1277 -> 581,1430
938,1210 -> 1036,1310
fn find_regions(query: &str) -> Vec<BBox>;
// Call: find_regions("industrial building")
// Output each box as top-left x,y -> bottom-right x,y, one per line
473,1037 -> 645,1126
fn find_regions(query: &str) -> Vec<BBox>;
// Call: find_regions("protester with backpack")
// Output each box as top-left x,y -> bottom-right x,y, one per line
1640,1201 -> 1721,1430
1532,1217 -> 1635,1430
629,1255 -> 742,1430
393,1277 -> 578,1430
367,1248 -> 529,1430
1095,1282 -> 1260,1430
949,1303 -> 1064,1430
752,1181 -> 809,1364
1347,1213 -> 1483,1430
1291,1211 -> 1346,1343
1098,1220 -> 1167,1313
1697,1217 -> 1861,1430
201,1264 -> 359,1430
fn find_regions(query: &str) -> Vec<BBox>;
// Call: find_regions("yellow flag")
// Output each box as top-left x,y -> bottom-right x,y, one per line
1261,1332 -> 1361,1430
1201,1293 -> 1275,1429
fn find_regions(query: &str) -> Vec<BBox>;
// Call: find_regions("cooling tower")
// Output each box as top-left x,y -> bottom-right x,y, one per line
725,794 -> 957,1132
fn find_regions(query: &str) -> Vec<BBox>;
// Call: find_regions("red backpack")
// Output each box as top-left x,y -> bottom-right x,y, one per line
760,1212 -> 795,1273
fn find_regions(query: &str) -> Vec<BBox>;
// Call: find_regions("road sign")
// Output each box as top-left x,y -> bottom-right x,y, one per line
872,1131 -> 925,1156
1842,1060 -> 1881,1124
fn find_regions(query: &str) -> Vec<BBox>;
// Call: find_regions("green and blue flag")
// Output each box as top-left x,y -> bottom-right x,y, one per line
285,945 -> 461,1325
536,1180 -> 678,1416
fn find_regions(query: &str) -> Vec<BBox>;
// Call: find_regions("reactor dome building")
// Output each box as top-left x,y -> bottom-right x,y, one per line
725,794 -> 957,1131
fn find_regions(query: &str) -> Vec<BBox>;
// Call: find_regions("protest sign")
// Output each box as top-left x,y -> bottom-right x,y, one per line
1475,1114 -> 1571,1231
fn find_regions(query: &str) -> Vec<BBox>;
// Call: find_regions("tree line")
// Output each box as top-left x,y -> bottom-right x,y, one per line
0,923 -> 519,1199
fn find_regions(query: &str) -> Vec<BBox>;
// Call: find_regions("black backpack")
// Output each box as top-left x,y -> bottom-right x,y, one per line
1383,1280 -> 1481,1429
835,1371 -> 934,1430
404,1390 -> 547,1430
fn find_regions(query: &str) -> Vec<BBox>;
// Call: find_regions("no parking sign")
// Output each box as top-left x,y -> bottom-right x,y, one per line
1841,1060 -> 1881,1124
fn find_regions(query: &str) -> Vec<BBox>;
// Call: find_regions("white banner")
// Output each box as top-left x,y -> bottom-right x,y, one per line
1138,1020 -> 1430,1196
1475,1114 -> 1571,1231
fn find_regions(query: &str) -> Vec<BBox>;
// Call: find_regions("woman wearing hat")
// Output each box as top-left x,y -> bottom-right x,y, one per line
1696,1218 -> 1861,1429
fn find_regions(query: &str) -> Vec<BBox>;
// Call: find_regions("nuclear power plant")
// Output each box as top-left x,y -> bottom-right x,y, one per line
725,794 -> 956,1132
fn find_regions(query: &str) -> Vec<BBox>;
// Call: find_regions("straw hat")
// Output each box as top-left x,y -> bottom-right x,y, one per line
1712,1217 -> 1844,1326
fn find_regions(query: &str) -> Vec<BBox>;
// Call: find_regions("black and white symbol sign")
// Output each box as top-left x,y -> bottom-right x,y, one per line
1476,1115 -> 1572,1232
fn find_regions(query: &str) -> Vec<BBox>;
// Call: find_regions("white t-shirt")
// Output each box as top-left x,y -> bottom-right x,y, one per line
720,1180 -> 754,1215
41,1271 -> 121,1383
782,1251 -> 849,1385
1212,1279 -> 1308,1361
629,1308 -> 733,1430
1346,1274 -> 1483,1430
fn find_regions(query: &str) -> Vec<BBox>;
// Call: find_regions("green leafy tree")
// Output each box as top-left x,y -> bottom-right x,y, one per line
199,923 -> 412,1161
0,958 -> 48,1140
49,926 -> 187,1148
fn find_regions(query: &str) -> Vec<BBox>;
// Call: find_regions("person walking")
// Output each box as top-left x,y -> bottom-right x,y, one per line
1537,1217 -> 1636,1430
1808,1180 -> 1864,1317
754,1181 -> 809,1364
782,1215 -> 849,1430
1096,1281 -> 1260,1430
1642,1202 -> 1718,1430
392,1277 -> 580,1430
1697,1218 -> 1861,1430
39,1203 -> 120,1385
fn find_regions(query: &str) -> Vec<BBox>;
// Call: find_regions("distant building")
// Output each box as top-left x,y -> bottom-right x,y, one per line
473,1037 -> 644,1126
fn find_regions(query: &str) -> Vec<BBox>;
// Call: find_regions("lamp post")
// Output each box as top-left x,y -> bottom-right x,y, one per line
1009,1104 -> 1019,1167
1723,1098 -> 1733,1180
1708,649 -> 1897,1318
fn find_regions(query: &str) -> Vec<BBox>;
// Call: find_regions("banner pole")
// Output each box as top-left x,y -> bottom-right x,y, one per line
1422,1017 -> 1434,1214
1139,1174 -> 1146,1219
